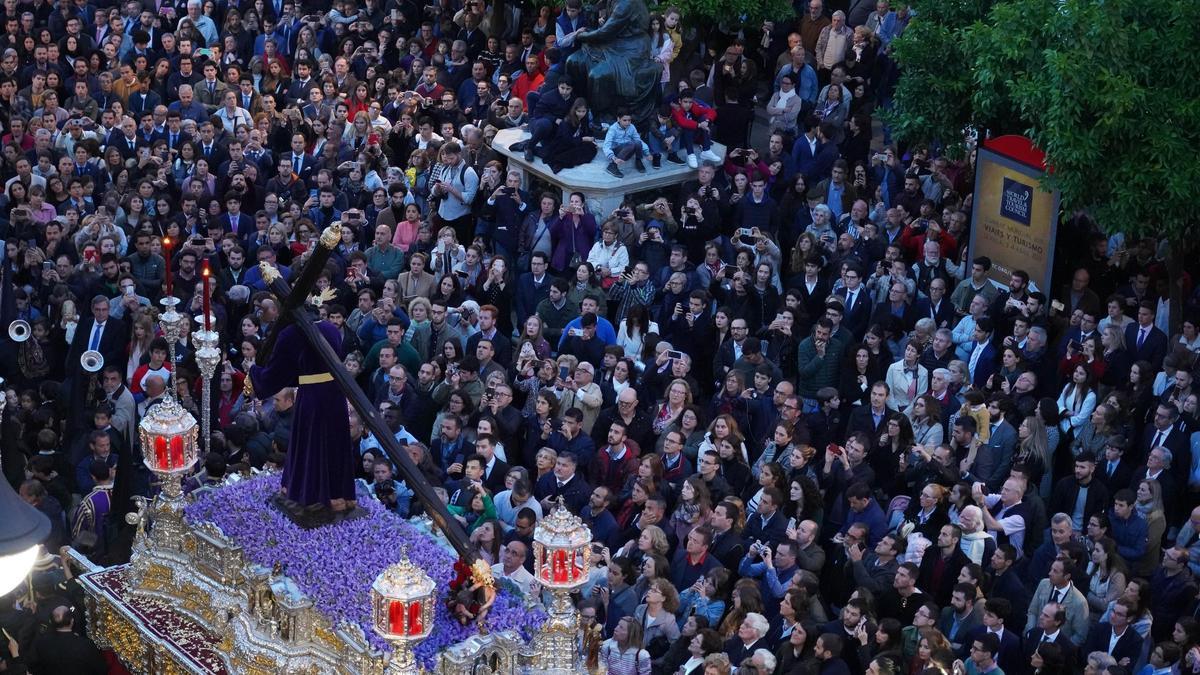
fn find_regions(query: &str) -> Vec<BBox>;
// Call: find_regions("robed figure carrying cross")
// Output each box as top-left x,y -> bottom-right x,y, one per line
249,320 -> 358,511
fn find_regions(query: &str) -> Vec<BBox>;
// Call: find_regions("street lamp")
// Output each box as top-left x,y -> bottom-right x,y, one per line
0,377 -> 51,595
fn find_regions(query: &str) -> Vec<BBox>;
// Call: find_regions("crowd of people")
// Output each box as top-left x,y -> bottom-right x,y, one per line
1,0 -> 1198,673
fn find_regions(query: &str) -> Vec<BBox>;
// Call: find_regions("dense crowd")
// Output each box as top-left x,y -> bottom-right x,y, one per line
1,0 -> 1198,674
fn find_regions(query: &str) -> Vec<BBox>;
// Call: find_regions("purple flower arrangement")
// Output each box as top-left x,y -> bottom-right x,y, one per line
183,473 -> 545,668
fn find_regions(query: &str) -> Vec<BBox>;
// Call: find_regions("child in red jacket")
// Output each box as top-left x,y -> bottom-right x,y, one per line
670,90 -> 722,168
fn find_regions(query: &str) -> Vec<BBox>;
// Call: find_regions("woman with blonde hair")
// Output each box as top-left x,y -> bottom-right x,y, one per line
126,314 -> 156,381
430,225 -> 466,277
653,378 -> 692,435
1015,413 -> 1052,493
697,413 -> 749,465
702,653 -> 731,675
1134,480 -> 1166,576
533,447 -> 558,481
899,483 -> 949,542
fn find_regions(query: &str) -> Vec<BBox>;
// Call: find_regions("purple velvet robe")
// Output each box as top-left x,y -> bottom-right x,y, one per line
250,321 -> 356,505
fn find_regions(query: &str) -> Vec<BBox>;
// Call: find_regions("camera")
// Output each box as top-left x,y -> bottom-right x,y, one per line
485,386 -> 496,399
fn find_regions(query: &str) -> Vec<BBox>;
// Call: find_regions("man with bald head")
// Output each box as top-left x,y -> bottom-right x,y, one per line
589,387 -> 653,453
138,374 -> 168,417
27,605 -> 106,673
492,540 -> 534,595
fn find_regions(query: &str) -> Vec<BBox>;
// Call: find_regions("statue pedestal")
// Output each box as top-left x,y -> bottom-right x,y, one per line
492,128 -> 725,215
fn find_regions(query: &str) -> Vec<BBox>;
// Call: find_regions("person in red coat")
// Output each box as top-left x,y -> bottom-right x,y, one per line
590,419 -> 642,494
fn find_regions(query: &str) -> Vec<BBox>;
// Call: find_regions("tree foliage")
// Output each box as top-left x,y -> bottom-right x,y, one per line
887,0 -> 1006,155
656,0 -> 792,25
891,0 -> 1200,242
973,0 -> 1200,241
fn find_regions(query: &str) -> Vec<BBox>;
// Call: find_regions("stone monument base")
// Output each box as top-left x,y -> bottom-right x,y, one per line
492,127 -> 726,215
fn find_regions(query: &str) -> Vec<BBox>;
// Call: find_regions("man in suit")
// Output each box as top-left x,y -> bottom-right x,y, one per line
106,114 -> 143,160
514,251 -> 552,325
234,77 -> 262,114
939,582 -> 983,653
473,434 -> 510,493
989,545 -> 1032,630
966,317 -> 998,389
847,382 -> 892,437
68,295 -> 128,377
965,395 -> 1018,491
222,194 -> 254,238
835,263 -> 871,339
1097,434 -> 1135,493
712,317 -> 754,383
1027,559 -> 1089,646
194,61 -> 228,113
1055,308 -> 1100,358
909,277 -> 956,330
1125,300 -> 1168,369
1139,402 -> 1187,468
1024,602 -> 1077,672
533,451 -> 590,514
966,599 -> 1022,675
1082,598 -> 1143,667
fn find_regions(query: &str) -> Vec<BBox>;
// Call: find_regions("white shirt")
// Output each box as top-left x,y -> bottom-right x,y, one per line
492,562 -> 534,596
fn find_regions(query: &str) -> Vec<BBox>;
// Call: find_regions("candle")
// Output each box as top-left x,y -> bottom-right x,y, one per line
201,260 -> 212,331
155,436 -> 169,469
169,436 -> 184,468
162,236 -> 173,296
388,600 -> 405,635
407,601 -> 422,635
553,550 -> 567,583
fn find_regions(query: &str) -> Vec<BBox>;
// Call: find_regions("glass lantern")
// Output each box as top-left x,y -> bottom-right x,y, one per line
138,398 -> 200,476
371,557 -> 435,675
532,498 -> 592,590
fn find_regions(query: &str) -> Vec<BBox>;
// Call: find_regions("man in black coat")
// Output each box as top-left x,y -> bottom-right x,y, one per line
533,450 -> 591,514
1047,451 -> 1109,531
708,501 -> 747,570
27,605 -> 106,675
917,523 -> 970,607
66,294 -> 128,377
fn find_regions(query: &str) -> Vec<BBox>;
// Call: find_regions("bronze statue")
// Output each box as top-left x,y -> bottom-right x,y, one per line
565,0 -> 662,126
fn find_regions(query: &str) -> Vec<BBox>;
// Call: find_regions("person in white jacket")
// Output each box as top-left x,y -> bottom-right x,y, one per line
587,224 -> 629,284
